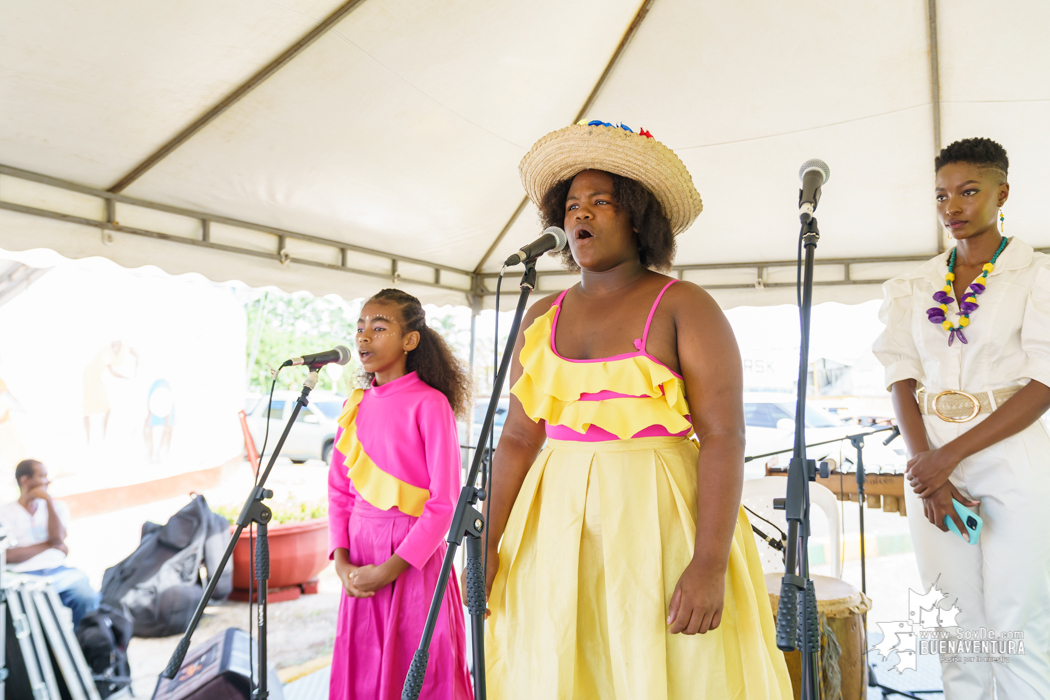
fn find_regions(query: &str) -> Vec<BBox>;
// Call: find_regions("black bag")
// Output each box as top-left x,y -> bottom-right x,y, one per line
76,604 -> 134,698
101,494 -> 232,637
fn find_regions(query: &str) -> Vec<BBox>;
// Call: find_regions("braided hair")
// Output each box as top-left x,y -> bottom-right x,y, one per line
361,289 -> 471,420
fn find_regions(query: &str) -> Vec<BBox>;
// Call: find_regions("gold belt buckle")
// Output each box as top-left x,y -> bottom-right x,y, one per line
933,390 -> 981,423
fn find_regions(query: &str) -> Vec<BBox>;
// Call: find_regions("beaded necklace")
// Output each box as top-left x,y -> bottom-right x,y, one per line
926,237 -> 1008,346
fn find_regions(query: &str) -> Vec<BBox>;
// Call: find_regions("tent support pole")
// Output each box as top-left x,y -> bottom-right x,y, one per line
108,0 -> 373,193
927,0 -> 945,253
473,0 -> 655,274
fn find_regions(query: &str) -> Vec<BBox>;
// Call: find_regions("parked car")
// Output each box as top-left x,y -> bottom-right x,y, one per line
743,393 -> 905,479
457,398 -> 509,468
245,390 -> 346,464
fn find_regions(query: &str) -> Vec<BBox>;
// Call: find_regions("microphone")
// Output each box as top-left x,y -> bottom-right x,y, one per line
282,345 -> 352,369
798,159 -> 831,223
503,226 -> 568,267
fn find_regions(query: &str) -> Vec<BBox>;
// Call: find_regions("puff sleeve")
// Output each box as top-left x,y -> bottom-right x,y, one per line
872,276 -> 925,391
1020,261 -> 1050,389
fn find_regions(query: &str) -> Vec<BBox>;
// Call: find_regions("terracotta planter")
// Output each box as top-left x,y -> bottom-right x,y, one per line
231,517 -> 329,591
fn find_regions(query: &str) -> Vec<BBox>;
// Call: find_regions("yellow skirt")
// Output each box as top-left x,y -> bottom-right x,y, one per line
485,436 -> 792,699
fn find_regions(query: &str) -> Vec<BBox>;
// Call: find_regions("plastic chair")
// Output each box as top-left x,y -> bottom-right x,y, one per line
740,476 -> 842,579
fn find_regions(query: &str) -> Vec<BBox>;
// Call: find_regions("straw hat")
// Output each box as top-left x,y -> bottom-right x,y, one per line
519,121 -> 703,235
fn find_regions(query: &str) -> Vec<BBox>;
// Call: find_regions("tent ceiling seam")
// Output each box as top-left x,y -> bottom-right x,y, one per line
107,0 -> 371,194
472,0 -> 655,274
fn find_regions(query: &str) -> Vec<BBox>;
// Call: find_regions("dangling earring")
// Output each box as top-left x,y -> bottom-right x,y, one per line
999,209 -> 1005,234
404,349 -> 409,355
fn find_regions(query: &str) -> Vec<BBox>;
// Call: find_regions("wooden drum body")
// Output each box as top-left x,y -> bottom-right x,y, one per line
766,573 -> 872,700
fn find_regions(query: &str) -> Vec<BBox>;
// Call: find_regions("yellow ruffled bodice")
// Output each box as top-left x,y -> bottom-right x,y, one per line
510,303 -> 692,439
336,389 -> 429,517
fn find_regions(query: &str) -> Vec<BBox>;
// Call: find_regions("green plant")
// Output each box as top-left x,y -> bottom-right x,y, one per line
214,498 -> 327,526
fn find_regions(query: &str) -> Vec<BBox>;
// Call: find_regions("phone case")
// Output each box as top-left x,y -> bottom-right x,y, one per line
944,498 -> 982,545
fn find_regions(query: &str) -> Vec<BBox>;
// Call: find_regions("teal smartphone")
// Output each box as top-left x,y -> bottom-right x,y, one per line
944,498 -> 982,545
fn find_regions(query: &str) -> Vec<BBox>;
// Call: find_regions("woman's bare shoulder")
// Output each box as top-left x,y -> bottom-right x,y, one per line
523,290 -> 565,323
662,279 -> 725,320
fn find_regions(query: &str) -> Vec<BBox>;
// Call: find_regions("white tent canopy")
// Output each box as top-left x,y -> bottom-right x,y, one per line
2,0 -> 1049,310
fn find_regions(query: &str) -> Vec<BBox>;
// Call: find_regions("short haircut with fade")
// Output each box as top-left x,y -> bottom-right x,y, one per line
936,138 -> 1009,182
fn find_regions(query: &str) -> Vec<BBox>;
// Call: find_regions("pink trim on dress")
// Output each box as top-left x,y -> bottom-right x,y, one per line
545,422 -> 692,442
549,280 -> 684,379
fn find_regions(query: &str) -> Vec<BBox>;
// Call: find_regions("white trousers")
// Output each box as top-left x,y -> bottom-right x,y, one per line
905,415 -> 1050,699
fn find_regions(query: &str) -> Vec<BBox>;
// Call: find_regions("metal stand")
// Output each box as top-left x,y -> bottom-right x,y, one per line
774,217 -> 823,700
402,260 -> 538,700
852,427 -> 941,699
161,369 -> 321,699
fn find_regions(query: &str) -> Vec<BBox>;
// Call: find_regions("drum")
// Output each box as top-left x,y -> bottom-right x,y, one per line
766,573 -> 872,700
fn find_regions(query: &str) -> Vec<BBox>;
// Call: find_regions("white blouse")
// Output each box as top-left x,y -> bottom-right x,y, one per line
873,237 -> 1050,396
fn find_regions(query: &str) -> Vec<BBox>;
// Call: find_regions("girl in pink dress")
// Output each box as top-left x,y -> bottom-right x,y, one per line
328,288 -> 473,700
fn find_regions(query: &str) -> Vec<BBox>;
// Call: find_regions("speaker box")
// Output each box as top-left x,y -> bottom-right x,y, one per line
151,628 -> 282,700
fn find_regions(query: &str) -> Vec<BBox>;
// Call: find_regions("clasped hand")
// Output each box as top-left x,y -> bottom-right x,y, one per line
334,551 -> 404,599
667,559 -> 725,635
906,447 -> 958,497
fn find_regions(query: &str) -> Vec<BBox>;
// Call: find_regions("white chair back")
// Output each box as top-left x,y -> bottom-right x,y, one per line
740,476 -> 842,579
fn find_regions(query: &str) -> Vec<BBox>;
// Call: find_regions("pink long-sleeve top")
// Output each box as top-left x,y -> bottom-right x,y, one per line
327,371 -> 461,571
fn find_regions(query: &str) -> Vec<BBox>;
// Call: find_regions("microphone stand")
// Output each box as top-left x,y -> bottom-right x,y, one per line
402,259 -> 538,700
852,427 -> 939,699
775,215 -> 822,700
160,368 -> 320,699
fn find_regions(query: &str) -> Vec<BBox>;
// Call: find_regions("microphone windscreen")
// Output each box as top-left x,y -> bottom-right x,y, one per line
798,159 -> 831,185
334,345 -> 352,365
544,226 -> 568,252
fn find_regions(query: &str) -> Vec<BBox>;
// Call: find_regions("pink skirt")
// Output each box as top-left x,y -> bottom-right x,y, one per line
329,499 -> 473,700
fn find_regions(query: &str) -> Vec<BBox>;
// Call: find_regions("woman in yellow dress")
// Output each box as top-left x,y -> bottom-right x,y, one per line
483,121 -> 791,699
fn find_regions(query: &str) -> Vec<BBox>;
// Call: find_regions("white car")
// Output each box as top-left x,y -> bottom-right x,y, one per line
458,398 -> 509,465
743,393 -> 905,480
245,390 -> 346,464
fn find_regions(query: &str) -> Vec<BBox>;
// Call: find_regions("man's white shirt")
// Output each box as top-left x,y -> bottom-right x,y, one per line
0,498 -> 70,572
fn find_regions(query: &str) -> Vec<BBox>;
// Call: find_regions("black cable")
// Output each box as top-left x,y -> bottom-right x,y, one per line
796,229 -> 803,309
248,373 -> 278,689
743,504 -> 788,541
751,524 -> 786,555
483,269 -> 505,594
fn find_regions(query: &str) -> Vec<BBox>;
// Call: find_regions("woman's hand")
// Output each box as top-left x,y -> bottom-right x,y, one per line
923,482 -> 980,539
667,559 -> 725,635
906,447 -> 959,497
333,548 -> 372,599
352,554 -> 411,594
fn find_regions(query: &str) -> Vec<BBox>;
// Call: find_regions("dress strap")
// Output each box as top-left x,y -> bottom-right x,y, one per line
637,279 -> 678,352
552,289 -> 570,307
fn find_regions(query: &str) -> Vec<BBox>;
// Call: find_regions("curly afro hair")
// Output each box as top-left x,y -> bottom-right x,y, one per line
935,138 -> 1009,181
539,171 -> 676,272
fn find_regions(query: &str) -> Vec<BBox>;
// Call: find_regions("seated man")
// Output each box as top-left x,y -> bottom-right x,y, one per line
0,459 -> 100,626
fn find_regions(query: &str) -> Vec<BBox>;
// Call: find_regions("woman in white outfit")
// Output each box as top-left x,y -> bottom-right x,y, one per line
874,137 -> 1050,699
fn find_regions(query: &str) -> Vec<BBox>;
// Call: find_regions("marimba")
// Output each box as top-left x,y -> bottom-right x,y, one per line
766,466 -> 908,517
